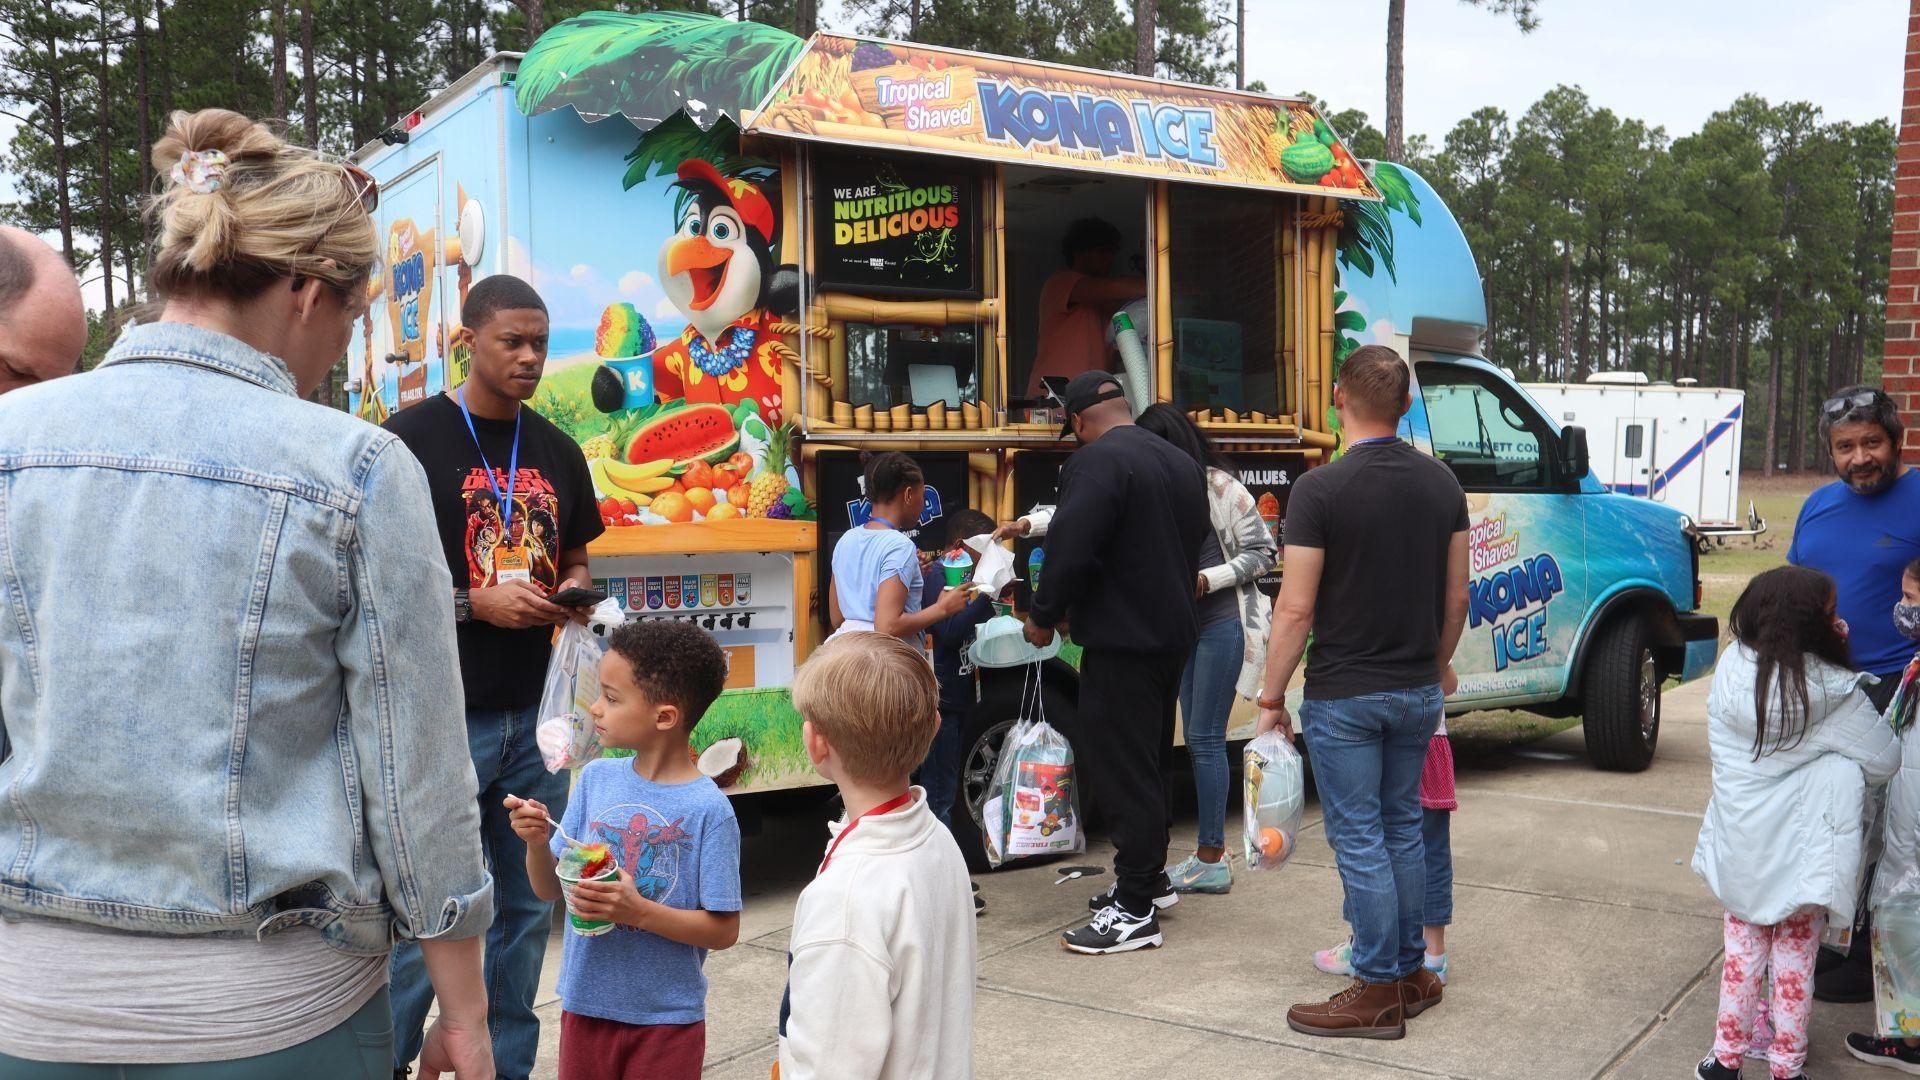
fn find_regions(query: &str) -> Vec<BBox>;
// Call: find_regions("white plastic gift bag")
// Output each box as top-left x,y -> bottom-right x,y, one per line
983,665 -> 1084,866
535,615 -> 616,772
1242,730 -> 1306,871
960,534 -> 1017,597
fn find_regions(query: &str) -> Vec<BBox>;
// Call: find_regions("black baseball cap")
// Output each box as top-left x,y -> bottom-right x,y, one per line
1059,371 -> 1126,438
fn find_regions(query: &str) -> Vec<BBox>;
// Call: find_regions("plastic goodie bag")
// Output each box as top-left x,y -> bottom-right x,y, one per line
1242,730 -> 1306,871
979,666 -> 1083,867
535,599 -> 625,772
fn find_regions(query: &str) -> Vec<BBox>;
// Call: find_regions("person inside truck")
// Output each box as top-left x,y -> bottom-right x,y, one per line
1024,217 -> 1145,399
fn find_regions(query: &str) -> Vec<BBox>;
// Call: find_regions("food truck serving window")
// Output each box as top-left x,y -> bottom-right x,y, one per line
844,322 -> 981,411
1167,186 -> 1282,417
811,150 -> 982,298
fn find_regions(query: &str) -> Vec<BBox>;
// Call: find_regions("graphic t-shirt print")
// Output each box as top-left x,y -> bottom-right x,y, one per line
588,803 -> 695,917
463,466 -> 562,588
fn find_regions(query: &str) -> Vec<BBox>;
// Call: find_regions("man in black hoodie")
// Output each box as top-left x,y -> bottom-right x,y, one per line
1019,371 -> 1207,955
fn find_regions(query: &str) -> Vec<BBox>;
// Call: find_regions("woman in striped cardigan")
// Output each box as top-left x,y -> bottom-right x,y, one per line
1137,405 -> 1278,895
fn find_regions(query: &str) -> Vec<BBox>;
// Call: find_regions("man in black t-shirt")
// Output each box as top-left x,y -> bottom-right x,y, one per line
1017,371 -> 1208,957
382,275 -> 604,1080
1257,346 -> 1469,1041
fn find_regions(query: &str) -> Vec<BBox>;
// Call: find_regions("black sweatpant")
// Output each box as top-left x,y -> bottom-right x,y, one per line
1076,646 -> 1189,914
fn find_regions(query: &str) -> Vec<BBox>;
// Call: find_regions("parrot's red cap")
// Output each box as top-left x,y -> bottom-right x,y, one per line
676,159 -> 776,245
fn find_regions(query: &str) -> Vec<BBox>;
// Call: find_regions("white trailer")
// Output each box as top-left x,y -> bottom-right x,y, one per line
1523,373 -> 1764,545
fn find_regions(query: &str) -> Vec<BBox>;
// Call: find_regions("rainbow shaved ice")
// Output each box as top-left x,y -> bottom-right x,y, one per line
560,842 -> 614,879
595,303 -> 645,358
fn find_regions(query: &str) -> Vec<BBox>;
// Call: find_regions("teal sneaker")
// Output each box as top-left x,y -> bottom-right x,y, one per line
1167,854 -> 1232,894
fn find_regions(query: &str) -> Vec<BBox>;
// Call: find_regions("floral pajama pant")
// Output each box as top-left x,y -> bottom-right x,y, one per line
1713,908 -> 1825,1078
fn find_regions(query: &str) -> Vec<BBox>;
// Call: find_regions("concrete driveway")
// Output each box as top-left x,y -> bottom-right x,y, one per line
493,675 -> 1884,1078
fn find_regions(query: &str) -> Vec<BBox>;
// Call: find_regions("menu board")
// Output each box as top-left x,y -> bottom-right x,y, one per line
812,151 -> 979,298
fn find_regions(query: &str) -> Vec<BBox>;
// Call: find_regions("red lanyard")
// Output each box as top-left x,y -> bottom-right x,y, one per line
817,792 -> 913,874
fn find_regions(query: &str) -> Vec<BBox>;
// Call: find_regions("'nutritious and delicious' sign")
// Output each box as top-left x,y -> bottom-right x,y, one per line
811,151 -> 979,297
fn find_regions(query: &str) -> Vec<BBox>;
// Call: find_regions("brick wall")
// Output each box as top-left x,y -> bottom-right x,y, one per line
1889,0 -> 1920,462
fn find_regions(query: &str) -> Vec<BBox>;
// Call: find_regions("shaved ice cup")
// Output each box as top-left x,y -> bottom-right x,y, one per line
556,863 -> 620,936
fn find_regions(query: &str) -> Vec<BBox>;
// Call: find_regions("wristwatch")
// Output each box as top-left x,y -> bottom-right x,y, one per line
454,588 -> 473,623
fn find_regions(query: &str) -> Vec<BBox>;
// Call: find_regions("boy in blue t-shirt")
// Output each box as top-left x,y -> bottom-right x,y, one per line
918,509 -> 1001,830
507,619 -> 740,1080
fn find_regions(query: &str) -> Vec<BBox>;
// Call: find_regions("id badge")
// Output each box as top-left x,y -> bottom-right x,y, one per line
494,545 -> 533,585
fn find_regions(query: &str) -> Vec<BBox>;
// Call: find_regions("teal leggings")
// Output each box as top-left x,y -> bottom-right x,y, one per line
0,987 -> 392,1079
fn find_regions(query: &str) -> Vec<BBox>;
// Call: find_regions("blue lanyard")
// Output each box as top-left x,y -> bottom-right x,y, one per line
1347,435 -> 1399,449
868,513 -> 897,530
456,388 -> 522,536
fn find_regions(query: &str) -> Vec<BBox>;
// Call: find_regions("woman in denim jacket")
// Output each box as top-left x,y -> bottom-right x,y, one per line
0,109 -> 494,1078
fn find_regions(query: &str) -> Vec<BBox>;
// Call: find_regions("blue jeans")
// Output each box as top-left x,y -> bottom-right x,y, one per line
390,705 -> 568,1080
1178,618 -> 1243,851
1303,684 -> 1442,984
918,707 -> 966,827
1341,807 -> 1452,929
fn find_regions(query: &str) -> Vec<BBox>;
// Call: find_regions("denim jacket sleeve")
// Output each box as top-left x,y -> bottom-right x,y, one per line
337,437 -> 495,941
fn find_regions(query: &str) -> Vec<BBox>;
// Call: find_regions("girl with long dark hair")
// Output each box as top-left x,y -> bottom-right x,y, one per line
1692,565 -> 1900,1080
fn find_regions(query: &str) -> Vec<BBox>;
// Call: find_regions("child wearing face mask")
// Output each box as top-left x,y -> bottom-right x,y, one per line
1692,566 -> 1900,1080
1843,559 -> 1920,1072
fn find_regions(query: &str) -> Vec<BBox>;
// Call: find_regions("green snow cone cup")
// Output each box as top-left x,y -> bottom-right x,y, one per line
556,857 -> 620,937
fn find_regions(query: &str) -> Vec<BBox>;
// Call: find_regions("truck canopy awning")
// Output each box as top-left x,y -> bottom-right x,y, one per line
743,33 -> 1381,201
513,11 -> 805,133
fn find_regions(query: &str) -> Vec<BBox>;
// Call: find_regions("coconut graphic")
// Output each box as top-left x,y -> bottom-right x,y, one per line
697,737 -> 749,789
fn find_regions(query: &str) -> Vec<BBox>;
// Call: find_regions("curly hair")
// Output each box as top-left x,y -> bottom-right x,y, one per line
606,619 -> 729,728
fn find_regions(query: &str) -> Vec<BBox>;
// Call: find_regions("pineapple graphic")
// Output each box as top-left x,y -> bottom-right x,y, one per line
580,433 -> 616,461
580,412 -> 641,463
747,423 -> 792,519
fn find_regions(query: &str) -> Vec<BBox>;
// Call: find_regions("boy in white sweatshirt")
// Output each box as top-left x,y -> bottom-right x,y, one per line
777,632 -> 977,1080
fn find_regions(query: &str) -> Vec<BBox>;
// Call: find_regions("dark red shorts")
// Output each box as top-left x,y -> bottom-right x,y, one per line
558,1011 -> 706,1080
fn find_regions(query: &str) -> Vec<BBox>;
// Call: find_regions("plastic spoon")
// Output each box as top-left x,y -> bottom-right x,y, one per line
508,794 -> 585,848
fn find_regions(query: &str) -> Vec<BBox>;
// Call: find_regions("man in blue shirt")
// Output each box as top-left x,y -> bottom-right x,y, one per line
1787,384 -> 1920,1009
1788,385 -> 1920,699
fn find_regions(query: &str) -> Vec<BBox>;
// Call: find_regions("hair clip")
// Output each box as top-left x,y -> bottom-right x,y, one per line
170,148 -> 230,195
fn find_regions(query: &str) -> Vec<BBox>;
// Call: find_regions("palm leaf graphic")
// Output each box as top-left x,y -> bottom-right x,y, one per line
516,11 -> 805,132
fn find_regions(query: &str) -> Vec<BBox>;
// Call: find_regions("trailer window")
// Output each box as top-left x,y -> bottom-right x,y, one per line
1168,186 -> 1281,417
842,323 -> 982,413
1414,364 -> 1556,491
1623,424 -> 1644,460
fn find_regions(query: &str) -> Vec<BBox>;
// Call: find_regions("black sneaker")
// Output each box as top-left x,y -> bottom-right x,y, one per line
1814,954 -> 1874,1003
973,882 -> 985,917
1695,1055 -> 1741,1080
1849,1032 -> 1920,1074
1062,902 -> 1163,955
1087,876 -> 1178,914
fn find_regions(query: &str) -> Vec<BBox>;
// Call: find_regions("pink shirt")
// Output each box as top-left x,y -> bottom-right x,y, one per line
1027,269 -> 1110,398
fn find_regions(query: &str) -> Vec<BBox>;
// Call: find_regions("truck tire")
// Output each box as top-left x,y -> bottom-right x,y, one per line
949,676 -> 1081,874
1581,614 -> 1661,772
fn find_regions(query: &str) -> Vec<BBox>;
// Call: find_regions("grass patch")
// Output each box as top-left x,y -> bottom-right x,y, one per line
1694,472 -> 1823,626
689,689 -> 810,787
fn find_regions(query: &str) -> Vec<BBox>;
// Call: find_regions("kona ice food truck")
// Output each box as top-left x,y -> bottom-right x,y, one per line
347,11 -> 1717,867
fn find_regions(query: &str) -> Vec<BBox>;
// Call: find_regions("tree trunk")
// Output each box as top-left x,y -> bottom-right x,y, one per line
96,0 -> 115,314
153,0 -> 172,116
523,0 -> 545,46
1235,0 -> 1245,89
135,0 -> 152,287
1384,0 -> 1405,162
1558,240 -> 1573,380
1790,333 -> 1809,472
1764,286 -> 1783,472
301,0 -> 316,147
271,0 -> 287,119
42,0 -> 75,263
1575,264 -> 1593,380
1134,0 -> 1156,76
795,0 -> 815,38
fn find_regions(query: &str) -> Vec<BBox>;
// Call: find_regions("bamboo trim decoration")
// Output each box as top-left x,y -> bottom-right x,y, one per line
1153,182 -> 1173,404
989,166 -> 1007,415
816,294 -> 997,325
1316,197 -> 1338,432
1302,221 -> 1322,430
1276,202 -> 1292,418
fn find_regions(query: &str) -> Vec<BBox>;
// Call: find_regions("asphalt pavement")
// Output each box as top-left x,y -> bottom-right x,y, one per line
485,675 -> 1886,1078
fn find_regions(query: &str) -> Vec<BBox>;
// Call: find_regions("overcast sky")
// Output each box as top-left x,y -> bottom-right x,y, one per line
1250,0 -> 1907,141
5,0 -> 1910,312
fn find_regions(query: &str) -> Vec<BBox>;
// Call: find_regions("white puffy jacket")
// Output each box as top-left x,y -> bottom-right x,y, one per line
1692,644 -> 1899,926
1874,700 -> 1920,910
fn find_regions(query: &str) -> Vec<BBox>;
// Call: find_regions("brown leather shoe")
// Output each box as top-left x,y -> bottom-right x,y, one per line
1399,967 -> 1444,1018
1286,978 -> 1406,1039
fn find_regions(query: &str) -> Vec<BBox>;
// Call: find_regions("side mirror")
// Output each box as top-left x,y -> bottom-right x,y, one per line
1561,425 -> 1591,481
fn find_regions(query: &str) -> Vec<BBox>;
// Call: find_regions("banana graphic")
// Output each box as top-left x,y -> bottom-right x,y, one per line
591,457 -> 672,501
602,456 -> 675,487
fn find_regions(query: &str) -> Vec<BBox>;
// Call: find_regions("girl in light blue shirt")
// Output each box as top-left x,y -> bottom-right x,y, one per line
828,452 -> 968,642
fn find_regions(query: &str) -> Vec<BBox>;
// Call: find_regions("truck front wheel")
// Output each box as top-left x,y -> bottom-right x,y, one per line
1581,614 -> 1662,772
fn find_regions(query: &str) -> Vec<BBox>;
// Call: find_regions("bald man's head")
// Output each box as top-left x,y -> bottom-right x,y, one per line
0,227 -> 87,395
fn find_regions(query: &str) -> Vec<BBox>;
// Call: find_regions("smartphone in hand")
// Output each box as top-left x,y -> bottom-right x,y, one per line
550,586 -> 609,608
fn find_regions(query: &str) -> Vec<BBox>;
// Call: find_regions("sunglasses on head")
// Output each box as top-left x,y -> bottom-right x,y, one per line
1823,389 -> 1882,420
291,163 -> 382,295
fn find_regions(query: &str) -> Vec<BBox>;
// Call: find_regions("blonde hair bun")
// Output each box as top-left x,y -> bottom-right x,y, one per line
148,108 -> 378,302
